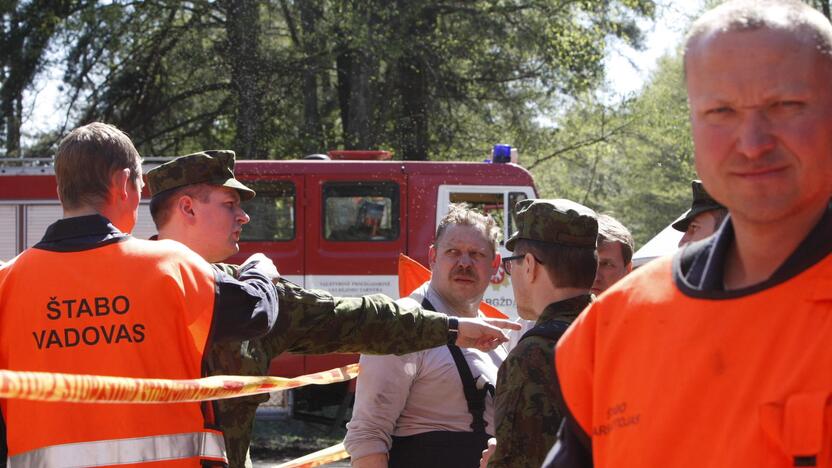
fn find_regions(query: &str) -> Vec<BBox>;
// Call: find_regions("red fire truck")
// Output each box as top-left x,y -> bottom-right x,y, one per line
0,153 -> 537,382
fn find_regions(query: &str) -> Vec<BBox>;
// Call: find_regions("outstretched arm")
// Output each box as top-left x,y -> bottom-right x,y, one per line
261,281 -> 518,357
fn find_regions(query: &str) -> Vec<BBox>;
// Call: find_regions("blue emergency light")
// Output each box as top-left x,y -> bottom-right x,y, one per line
492,144 -> 511,163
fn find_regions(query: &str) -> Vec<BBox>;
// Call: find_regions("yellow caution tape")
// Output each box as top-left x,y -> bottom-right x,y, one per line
0,364 -> 359,404
276,442 -> 350,468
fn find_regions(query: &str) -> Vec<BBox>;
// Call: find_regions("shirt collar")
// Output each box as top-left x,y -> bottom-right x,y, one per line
425,282 -> 485,318
674,199 -> 832,299
35,214 -> 130,252
538,294 -> 593,325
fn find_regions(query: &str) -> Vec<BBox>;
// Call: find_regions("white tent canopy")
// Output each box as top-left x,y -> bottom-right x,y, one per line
632,214 -> 685,268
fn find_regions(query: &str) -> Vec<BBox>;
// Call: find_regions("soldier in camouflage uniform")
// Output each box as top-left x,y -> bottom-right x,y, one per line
482,199 -> 598,468
145,150 -> 519,468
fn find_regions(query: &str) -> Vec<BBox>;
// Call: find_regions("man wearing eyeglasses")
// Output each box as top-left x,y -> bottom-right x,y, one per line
481,199 -> 598,468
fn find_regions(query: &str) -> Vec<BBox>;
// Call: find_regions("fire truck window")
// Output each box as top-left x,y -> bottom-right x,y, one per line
240,181 -> 295,241
323,182 -> 399,242
508,192 -> 529,238
449,192 -> 506,235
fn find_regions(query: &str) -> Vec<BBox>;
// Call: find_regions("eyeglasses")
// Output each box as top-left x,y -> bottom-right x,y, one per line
501,253 -> 544,276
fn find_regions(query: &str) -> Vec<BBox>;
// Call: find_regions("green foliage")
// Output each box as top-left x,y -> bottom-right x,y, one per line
5,0 -> 692,244
56,1 -> 235,155
526,53 -> 696,246
612,55 -> 695,244
4,0 -> 656,161
0,0 -> 84,156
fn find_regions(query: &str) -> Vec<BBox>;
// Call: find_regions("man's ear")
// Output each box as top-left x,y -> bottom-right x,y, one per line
525,253 -> 540,283
428,244 -> 437,269
109,168 -> 131,202
626,262 -> 633,273
177,195 -> 197,222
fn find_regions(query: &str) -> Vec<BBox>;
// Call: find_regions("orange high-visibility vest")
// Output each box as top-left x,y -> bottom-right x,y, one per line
0,237 -> 225,467
556,254 -> 832,468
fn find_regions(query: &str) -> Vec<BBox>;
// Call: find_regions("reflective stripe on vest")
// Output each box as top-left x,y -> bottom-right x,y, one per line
8,431 -> 227,468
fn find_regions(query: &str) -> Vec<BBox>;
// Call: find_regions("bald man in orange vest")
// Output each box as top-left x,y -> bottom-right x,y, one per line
546,1 -> 832,466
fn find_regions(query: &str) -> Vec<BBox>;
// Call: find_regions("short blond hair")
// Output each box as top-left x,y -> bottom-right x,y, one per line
435,203 -> 501,254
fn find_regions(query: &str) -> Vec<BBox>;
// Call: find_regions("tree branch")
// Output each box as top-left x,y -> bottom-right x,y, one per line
527,118 -> 635,170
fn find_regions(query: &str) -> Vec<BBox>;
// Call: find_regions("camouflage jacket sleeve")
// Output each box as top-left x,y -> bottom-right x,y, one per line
488,336 -> 562,468
260,278 -> 449,358
208,263 -> 268,468
213,263 -> 239,277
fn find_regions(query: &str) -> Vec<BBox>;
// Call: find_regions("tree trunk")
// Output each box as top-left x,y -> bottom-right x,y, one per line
2,15 -> 22,158
336,44 -> 375,150
335,1 -> 379,150
395,59 -> 428,160
224,0 -> 263,159
336,49 -> 352,146
1,6 -> 22,157
347,50 -> 373,149
0,0 -> 74,157
394,2 -> 435,161
300,0 -> 323,153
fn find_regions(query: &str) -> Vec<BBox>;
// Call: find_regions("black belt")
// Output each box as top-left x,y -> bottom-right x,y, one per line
389,431 -> 491,468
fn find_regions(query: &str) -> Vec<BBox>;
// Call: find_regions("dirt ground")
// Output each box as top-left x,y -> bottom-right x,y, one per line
250,406 -> 351,467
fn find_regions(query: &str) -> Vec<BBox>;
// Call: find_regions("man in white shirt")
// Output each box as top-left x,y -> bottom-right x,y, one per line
345,203 -> 505,468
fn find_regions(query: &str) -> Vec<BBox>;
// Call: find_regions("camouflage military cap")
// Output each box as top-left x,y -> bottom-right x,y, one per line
505,198 -> 598,251
146,150 -> 255,201
671,180 -> 725,232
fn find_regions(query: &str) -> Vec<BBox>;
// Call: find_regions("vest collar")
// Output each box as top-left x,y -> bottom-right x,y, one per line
35,214 -> 130,252
674,200 -> 832,299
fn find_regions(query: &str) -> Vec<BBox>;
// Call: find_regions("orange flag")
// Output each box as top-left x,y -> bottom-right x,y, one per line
398,253 -> 507,319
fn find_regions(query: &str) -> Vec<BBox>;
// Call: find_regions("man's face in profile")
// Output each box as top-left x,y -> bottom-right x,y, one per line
190,186 -> 251,263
